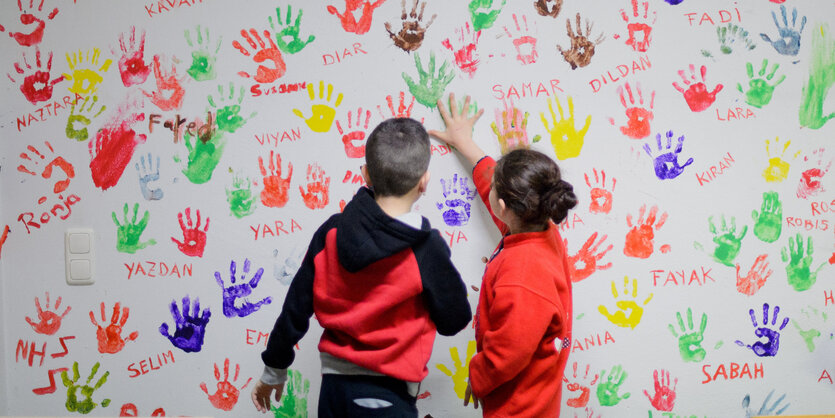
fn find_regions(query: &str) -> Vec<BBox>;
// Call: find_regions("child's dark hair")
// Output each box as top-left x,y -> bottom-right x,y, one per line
365,118 -> 430,196
494,149 -> 578,226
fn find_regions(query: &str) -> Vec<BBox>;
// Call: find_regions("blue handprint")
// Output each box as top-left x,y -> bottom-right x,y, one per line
135,153 -> 163,201
159,295 -> 211,353
215,258 -> 272,318
643,130 -> 693,180
742,390 -> 790,418
760,5 -> 806,56
436,173 -> 477,227
735,303 -> 789,357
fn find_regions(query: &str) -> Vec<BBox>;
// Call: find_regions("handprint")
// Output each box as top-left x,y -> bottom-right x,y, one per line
503,14 -> 538,65
703,215 -> 748,267
7,48 -> 64,104
673,64 -> 723,112
327,0 -> 387,35
272,369 -> 310,418
386,0 -> 437,52
752,191 -> 782,242
209,82 -> 255,134
300,163 -> 331,210
159,295 -> 211,353
200,358 -> 252,411
738,59 -> 785,109
598,277 -> 652,329
336,108 -> 372,158
762,137 -> 799,183
436,174 -> 477,227
796,149 -> 831,199
215,258 -> 271,318
491,100 -> 538,153
564,362 -> 598,408
63,48 -> 112,96
259,151 -> 293,208
184,25 -> 221,82
232,28 -> 286,83
61,362 -> 111,414
624,204 -> 667,259
142,55 -> 186,111
378,91 -> 416,119
793,305 -> 829,352
435,340 -> 476,400
113,26 -> 150,87
402,51 -> 455,108
293,81 -> 343,132
668,307 -> 707,362
618,0 -> 656,52
714,24 -> 756,55
742,390 -> 790,418
799,24 -> 835,129
468,0 -> 506,31
66,95 -> 106,141
270,5 -> 315,54
736,254 -> 773,296
89,111 -> 147,191
25,292 -> 71,335
171,207 -> 209,257
6,0 -> 59,46
566,232 -> 613,282
615,82 -> 653,139
782,233 -> 825,292
89,302 -> 138,354
226,174 -> 257,219
533,0 -> 562,18
735,303 -> 789,357
17,140 -> 75,194
584,168 -> 616,214
557,13 -> 604,70
112,203 -> 156,254
181,126 -> 227,185
596,365 -> 631,406
441,23 -> 482,78
643,369 -> 677,412
135,153 -> 163,201
760,5 -> 806,56
643,130 -> 694,180
540,95 -> 591,160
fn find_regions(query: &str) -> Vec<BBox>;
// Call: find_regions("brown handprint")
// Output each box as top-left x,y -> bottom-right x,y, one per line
259,151 -> 293,208
564,361 -> 599,408
624,204 -> 667,259
89,302 -> 138,354
17,141 -> 75,194
171,207 -> 209,258
142,55 -> 186,111
25,292 -> 71,335
299,163 -> 331,210
566,232 -> 613,282
385,0 -> 436,52
533,0 -> 562,18
736,254 -> 773,296
336,108 -> 372,158
7,47 -> 65,105
584,168 -> 616,214
6,0 -> 59,46
557,13 -> 604,70
232,28 -> 286,83
200,358 -> 252,411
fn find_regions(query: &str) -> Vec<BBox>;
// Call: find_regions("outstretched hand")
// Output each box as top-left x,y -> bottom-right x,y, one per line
251,379 -> 284,413
428,93 -> 486,166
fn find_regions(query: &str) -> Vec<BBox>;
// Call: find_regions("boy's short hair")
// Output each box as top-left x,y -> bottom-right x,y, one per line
365,118 -> 430,196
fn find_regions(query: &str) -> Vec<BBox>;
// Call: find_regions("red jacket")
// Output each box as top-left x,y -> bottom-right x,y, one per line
469,157 -> 574,417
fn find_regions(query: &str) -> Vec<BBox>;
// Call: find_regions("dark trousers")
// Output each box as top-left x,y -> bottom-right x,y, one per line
318,374 -> 418,418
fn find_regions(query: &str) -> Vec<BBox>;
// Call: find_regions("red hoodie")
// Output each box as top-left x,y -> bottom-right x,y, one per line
468,157 -> 574,417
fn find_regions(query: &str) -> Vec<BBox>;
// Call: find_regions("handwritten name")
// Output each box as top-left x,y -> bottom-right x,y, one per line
127,351 -> 175,378
491,79 -> 562,100
145,0 -> 203,17
695,152 -> 734,186
684,7 -> 742,26
16,95 -> 80,132
15,336 -> 75,367
18,193 -> 81,234
701,362 -> 763,384
785,216 -> 830,232
342,170 -> 366,186
589,55 -> 652,93
124,261 -> 193,280
148,112 -> 214,144
716,107 -> 755,121
245,329 -> 271,347
250,219 -> 302,241
251,81 -> 307,97
431,144 -> 453,156
323,43 -> 367,66
254,128 -> 301,147
443,229 -> 468,249
811,199 -> 835,216
651,267 -> 715,287
558,213 -> 585,232
571,330 -> 615,353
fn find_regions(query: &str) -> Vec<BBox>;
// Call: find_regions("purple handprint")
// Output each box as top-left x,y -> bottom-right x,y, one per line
643,130 -> 693,180
735,303 -> 789,357
159,296 -> 211,353
435,173 -> 477,227
214,258 -> 272,318
760,5 -> 806,56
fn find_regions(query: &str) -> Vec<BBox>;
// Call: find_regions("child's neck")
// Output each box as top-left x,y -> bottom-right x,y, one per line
376,192 -> 418,219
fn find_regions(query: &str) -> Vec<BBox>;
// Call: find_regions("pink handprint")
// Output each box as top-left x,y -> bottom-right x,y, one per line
624,204 -> 667,259
564,362 -> 599,408
142,55 -> 186,111
673,64 -> 723,112
17,140 -> 75,194
615,81 -> 654,139
441,23 -> 481,78
7,48 -> 64,104
643,369 -> 677,411
200,358 -> 252,411
258,151 -> 293,208
232,28 -> 286,83
171,207 -> 209,258
113,26 -> 150,87
89,302 -> 138,354
327,0 -> 387,35
618,0 -> 656,52
584,168 -> 616,214
299,163 -> 330,210
503,14 -> 538,65
25,292 -> 71,335
566,232 -> 613,282
5,0 -> 59,47
736,254 -> 773,296
336,108 -> 372,158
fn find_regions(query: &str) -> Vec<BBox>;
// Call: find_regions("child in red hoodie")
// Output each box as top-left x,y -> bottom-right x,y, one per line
429,94 -> 577,417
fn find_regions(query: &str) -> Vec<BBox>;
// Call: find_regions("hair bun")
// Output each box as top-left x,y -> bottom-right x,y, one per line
543,179 -> 578,223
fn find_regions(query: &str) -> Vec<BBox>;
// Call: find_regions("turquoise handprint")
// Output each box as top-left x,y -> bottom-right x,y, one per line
402,50 -> 455,108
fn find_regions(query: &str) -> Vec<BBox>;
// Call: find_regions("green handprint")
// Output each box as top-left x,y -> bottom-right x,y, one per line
181,130 -> 227,184
208,83 -> 256,134
269,6 -> 315,54
781,233 -> 825,292
707,215 -> 747,267
65,96 -> 106,141
717,24 -> 756,54
668,308 -> 707,363
792,305 -> 828,352
61,361 -> 111,414
737,59 -> 785,108
435,340 -> 476,400
402,51 -> 455,108
185,25 -> 221,82
271,369 -> 310,418
799,24 -> 835,129
752,191 -> 782,243
596,365 -> 631,407
468,0 -> 506,31
226,173 -> 257,219
112,203 -> 156,254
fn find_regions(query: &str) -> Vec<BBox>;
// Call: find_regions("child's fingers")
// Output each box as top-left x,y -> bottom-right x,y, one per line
448,92 -> 459,116
436,98 -> 452,123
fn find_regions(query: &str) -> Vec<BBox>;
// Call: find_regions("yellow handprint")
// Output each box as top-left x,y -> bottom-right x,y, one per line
63,48 -> 112,95
762,136 -> 801,183
435,340 -> 476,400
292,80 -> 343,132
540,95 -> 591,160
598,276 -> 653,329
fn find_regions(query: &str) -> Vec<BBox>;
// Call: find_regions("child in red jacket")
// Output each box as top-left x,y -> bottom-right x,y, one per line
429,94 -> 577,417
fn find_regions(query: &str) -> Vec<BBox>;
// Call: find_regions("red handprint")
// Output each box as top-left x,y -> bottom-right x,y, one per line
566,232 -> 613,282
584,168 -> 616,214
643,369 -> 677,411
673,64 -> 723,112
17,141 -> 75,194
616,82 -> 654,139
504,14 -> 538,65
736,254 -> 773,296
618,0 -> 656,52
200,358 -> 252,411
142,55 -> 186,111
25,292 -> 71,335
0,225 -> 9,259
336,108 -> 372,158
232,28 -> 286,83
119,404 -> 166,417
7,48 -> 64,104
113,27 -> 150,87
89,112 -> 147,191
796,150 -> 830,199
258,151 -> 293,208
89,302 -> 138,354
378,91 -> 416,119
6,0 -> 59,46
442,23 -> 481,78
171,207 -> 209,258
299,163 -> 331,210
327,0 -> 387,35
563,361 -> 599,408
624,204 -> 667,259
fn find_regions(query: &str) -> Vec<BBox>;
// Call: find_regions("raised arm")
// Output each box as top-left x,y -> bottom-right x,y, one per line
428,93 -> 486,167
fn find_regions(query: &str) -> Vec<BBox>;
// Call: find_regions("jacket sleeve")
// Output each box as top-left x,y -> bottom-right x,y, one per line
472,156 -> 509,235
261,216 -> 337,369
414,231 -> 472,336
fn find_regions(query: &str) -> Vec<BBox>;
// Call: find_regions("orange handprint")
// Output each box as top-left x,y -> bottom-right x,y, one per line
336,108 -> 372,158
17,140 -> 75,194
327,0 -> 387,35
736,254 -> 773,296
299,163 -> 330,210
200,358 -> 252,411
564,361 -> 599,408
566,232 -> 613,283
584,168 -> 616,214
232,28 -> 286,83
258,151 -> 293,208
624,204 -> 667,259
142,55 -> 186,111
25,292 -> 71,335
615,81 -> 654,139
89,302 -> 138,354
378,91 -> 416,119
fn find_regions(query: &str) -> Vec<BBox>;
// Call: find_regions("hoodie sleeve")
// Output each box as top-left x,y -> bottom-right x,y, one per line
414,231 -> 472,336
472,156 -> 510,235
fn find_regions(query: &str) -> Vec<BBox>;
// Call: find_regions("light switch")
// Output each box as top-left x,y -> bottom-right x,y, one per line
68,233 -> 90,254
70,260 -> 91,280
66,228 -> 94,285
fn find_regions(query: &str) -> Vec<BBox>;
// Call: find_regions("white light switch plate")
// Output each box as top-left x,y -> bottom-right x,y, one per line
65,228 -> 94,285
